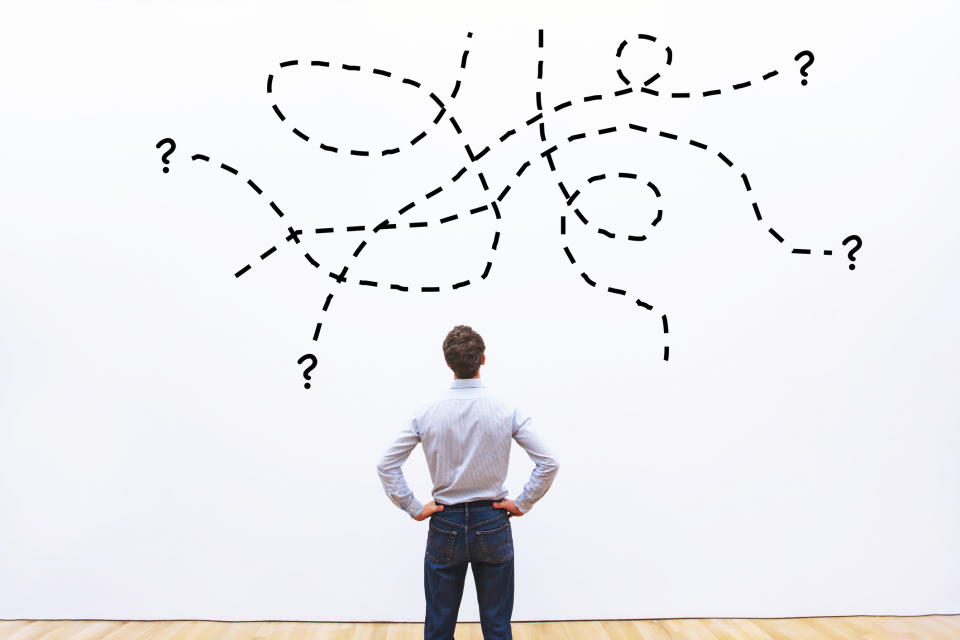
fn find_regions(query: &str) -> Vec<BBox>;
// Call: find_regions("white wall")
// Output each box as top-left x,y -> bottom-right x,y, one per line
1,0 -> 958,622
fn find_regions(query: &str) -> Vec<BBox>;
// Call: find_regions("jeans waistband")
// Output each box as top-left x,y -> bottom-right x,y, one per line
436,499 -> 498,508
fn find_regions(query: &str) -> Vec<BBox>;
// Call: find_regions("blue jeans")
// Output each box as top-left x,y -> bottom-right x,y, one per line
424,499 -> 515,640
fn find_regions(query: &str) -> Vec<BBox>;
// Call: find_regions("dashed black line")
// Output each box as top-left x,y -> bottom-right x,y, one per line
191,29 -> 837,371
560,244 -> 670,361
192,153 -> 314,278
348,158 -> 528,293
266,35 -> 471,158
307,33 -> 526,305
609,33 -> 789,103
538,123 -> 833,256
561,173 -> 664,241
615,33 -> 670,87
536,28 -> 546,143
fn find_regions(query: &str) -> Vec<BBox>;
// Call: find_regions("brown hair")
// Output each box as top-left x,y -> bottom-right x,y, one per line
442,325 -> 485,378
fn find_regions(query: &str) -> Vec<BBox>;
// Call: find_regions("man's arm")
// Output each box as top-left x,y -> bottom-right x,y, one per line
376,417 -> 425,519
512,407 -> 560,514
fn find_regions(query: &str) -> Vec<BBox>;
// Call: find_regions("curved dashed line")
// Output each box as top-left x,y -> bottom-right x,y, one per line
558,243 -> 670,362
547,139 -> 669,359
541,34 -> 674,359
267,34 -> 472,158
615,33 -> 671,87
308,33 -> 527,342
614,33 -> 783,98
344,160 -> 528,293
312,30 -> 552,300
332,36 -> 802,187
417,45 -> 789,182
537,118 -> 831,361
193,28 -> 835,365
311,66 -> 545,297
189,153 -> 316,278
540,122 -> 833,256
442,50 -> 789,171
191,150 -> 504,282
560,172 -> 664,240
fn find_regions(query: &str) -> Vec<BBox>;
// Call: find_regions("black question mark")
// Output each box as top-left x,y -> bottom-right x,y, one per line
794,51 -> 814,86
298,354 -> 318,389
842,235 -> 862,270
156,138 -> 176,173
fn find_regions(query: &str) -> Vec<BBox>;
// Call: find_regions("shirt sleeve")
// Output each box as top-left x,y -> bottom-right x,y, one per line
376,416 -> 425,519
511,407 -> 560,514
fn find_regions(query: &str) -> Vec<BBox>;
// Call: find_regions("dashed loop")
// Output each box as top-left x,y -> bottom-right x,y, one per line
541,122 -> 833,256
560,172 -> 663,241
266,34 -> 472,158
614,32 -> 781,99
189,28 -> 838,367
309,33 -> 525,306
615,33 -> 672,87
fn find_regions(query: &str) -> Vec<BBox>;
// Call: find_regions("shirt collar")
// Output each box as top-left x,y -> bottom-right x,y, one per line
450,378 -> 485,389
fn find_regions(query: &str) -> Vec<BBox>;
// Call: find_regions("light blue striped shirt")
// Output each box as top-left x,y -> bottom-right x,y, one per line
376,378 -> 560,519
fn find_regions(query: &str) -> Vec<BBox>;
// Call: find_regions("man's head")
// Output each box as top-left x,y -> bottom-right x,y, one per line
442,325 -> 486,379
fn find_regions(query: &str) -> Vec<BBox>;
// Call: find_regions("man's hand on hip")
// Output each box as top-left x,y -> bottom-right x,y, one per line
493,498 -> 525,517
414,500 -> 445,522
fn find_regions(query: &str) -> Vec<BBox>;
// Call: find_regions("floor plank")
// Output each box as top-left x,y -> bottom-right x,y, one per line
0,618 -> 956,640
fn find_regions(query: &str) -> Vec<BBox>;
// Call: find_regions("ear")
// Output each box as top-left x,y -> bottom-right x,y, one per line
481,354 -> 486,365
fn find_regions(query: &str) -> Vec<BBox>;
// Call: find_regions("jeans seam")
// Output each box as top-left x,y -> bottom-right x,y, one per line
471,512 -> 509,528
432,514 -> 465,529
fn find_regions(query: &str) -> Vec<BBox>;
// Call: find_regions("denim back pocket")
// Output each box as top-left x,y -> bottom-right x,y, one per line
426,522 -> 457,563
476,519 -> 514,564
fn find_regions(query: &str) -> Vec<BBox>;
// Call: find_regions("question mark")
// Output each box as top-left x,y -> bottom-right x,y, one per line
298,354 -> 318,389
156,138 -> 176,173
794,50 -> 814,86
842,235 -> 862,270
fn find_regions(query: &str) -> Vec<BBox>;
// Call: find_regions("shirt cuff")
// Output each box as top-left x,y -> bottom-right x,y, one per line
405,498 -> 424,518
514,497 -> 529,514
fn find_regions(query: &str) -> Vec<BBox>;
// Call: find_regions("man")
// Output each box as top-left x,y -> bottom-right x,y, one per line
376,325 -> 560,640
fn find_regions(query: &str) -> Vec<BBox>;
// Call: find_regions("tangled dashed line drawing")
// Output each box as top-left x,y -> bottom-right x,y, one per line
161,29 -> 862,387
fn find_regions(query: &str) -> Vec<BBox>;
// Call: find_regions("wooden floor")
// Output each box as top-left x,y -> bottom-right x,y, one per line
2,617 -> 959,640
